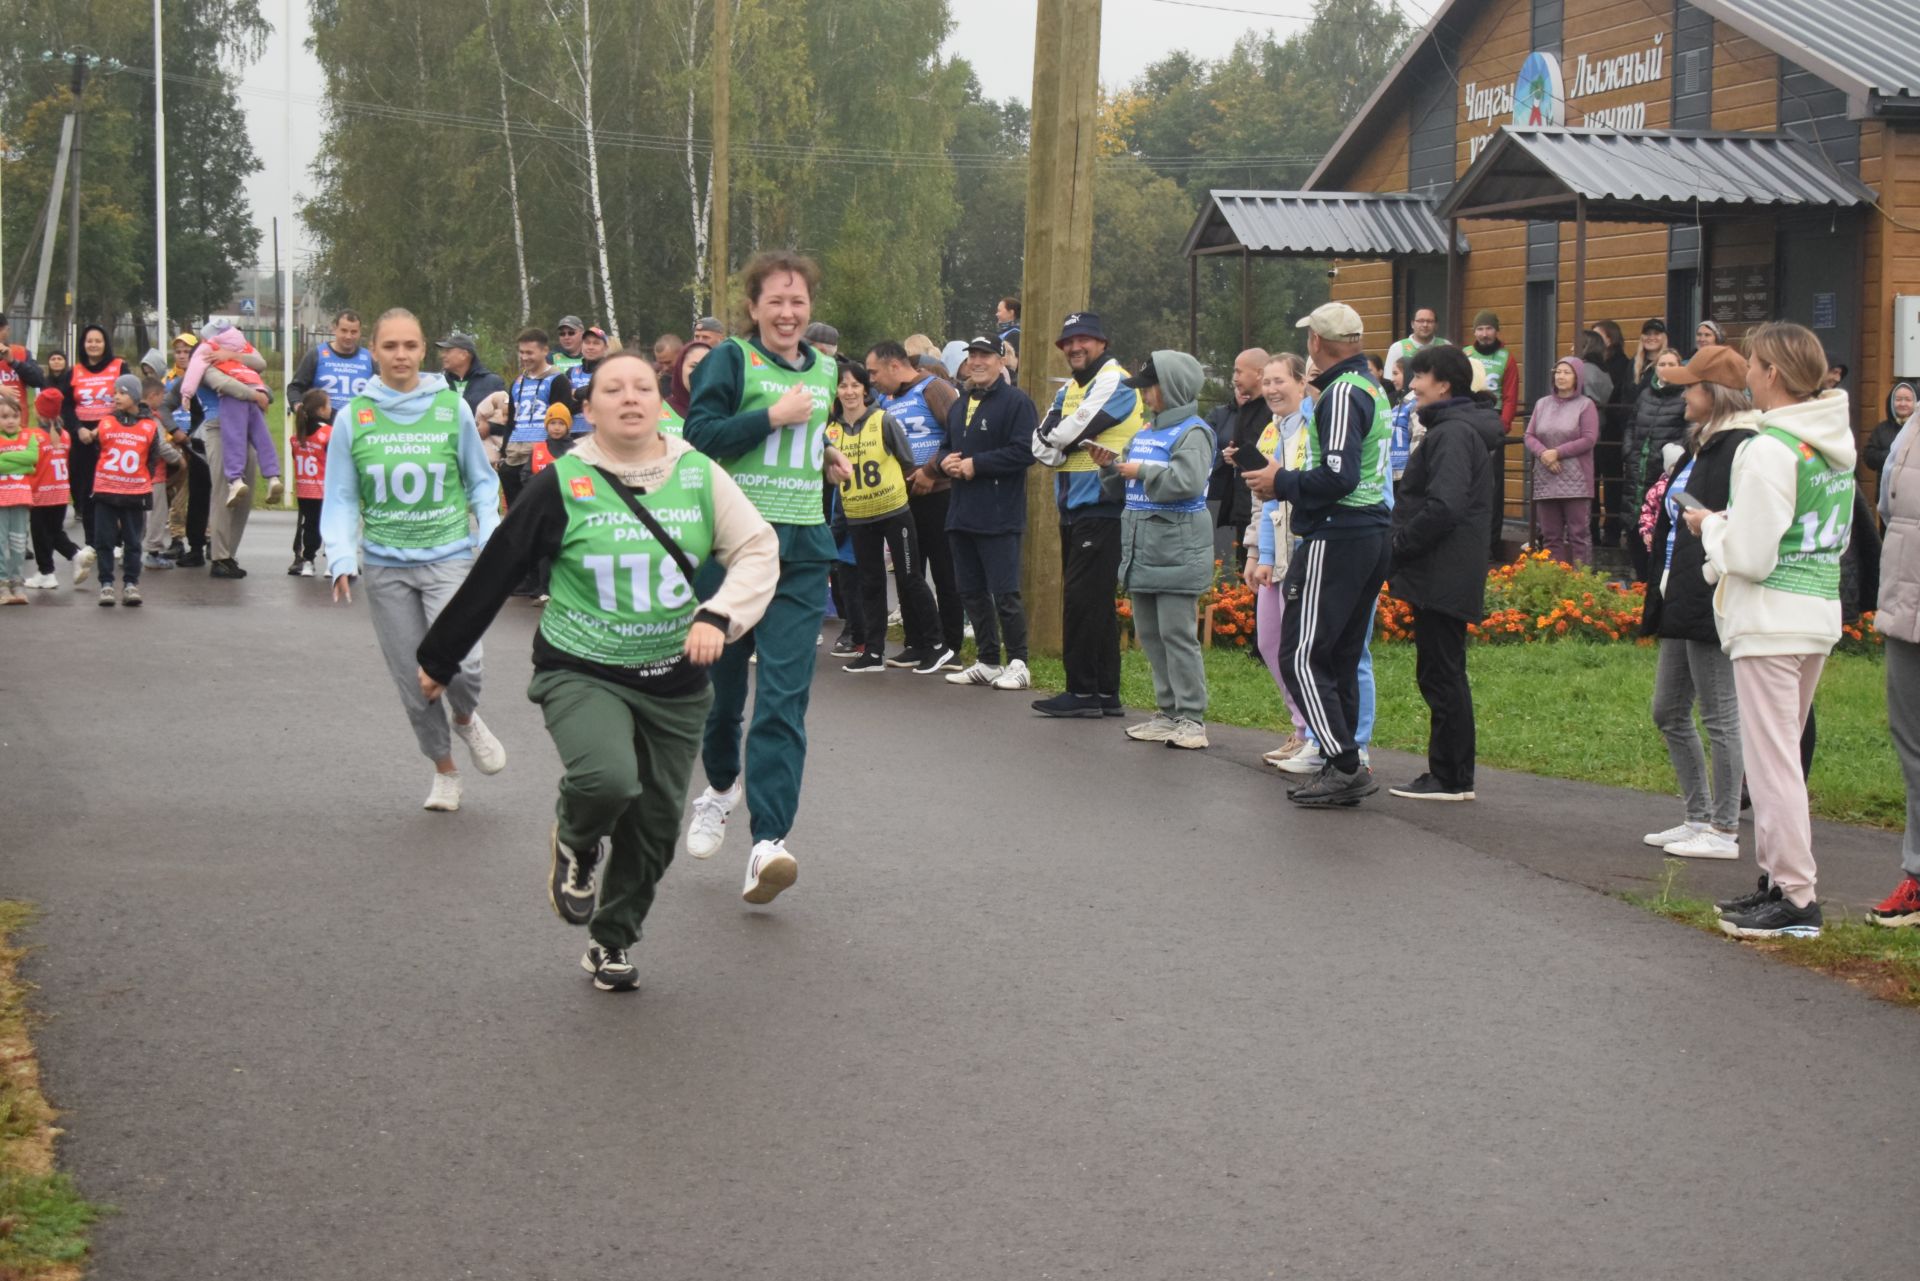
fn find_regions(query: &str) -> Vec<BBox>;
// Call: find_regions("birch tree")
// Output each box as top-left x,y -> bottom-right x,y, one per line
482,0 -> 533,325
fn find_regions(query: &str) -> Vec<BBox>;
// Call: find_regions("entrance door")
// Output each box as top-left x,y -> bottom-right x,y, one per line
1777,211 -> 1861,396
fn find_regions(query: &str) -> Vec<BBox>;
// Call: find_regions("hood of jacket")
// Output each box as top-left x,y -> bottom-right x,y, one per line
1699,406 -> 1761,444
75,325 -> 116,374
1423,394 -> 1504,449
358,372 -> 458,424
1883,381 -> 1916,428
1148,350 -> 1204,426
1757,389 -> 1856,470
1554,356 -> 1585,398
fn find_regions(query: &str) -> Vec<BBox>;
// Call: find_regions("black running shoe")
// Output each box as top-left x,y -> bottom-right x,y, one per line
843,652 -> 887,674
208,558 -> 247,579
1388,773 -> 1475,802
1100,694 -> 1125,717
175,548 -> 206,568
829,629 -> 859,657
1031,692 -> 1105,718
1715,874 -> 1776,917
913,646 -> 956,675
1288,763 -> 1379,808
580,942 -> 639,992
548,825 -> 603,926
1718,895 -> 1822,940
287,558 -> 305,576
885,647 -> 923,669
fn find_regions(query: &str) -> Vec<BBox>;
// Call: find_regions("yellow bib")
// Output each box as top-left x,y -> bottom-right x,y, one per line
834,408 -> 909,520
1057,358 -> 1146,473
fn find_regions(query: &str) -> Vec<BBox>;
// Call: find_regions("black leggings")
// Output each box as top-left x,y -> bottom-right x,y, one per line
29,505 -> 81,574
293,497 -> 323,561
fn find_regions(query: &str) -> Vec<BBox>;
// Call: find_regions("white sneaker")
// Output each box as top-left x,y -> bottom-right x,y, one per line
742,839 -> 798,905
225,477 -> 249,508
947,661 -> 1004,686
1665,829 -> 1739,860
1264,733 -> 1309,765
685,783 -> 740,859
72,546 -> 97,585
423,771 -> 462,812
24,573 -> 53,590
990,659 -> 1031,691
1168,718 -> 1209,750
265,476 -> 285,505
1277,743 -> 1326,775
1126,713 -> 1179,742
299,560 -> 315,577
452,713 -> 507,775
1644,821 -> 1705,849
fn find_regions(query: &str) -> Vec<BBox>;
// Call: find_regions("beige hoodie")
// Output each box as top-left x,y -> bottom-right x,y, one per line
1701,389 -> 1855,659
569,433 -> 780,642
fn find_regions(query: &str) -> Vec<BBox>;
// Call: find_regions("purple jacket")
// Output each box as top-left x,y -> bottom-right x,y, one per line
1525,357 -> 1600,499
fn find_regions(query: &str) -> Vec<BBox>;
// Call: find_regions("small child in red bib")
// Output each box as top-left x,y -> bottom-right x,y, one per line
289,389 -> 333,576
83,374 -> 180,606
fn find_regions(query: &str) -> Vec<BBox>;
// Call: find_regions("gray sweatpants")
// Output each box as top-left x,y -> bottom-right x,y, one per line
1131,590 -> 1207,722
1650,636 -> 1744,830
1887,637 -> 1920,878
363,559 -> 482,762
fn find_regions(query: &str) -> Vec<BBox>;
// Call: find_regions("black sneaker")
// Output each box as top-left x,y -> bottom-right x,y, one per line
1100,694 -> 1125,717
548,825 -> 603,926
1715,874 -> 1777,917
1031,692 -> 1105,718
209,558 -> 247,579
175,548 -> 207,568
580,942 -> 639,992
1718,895 -> 1822,940
843,652 -> 887,674
885,647 -> 923,669
165,538 -> 187,559
913,646 -> 956,675
1388,773 -> 1475,802
829,629 -> 860,657
1288,763 -> 1380,808
287,558 -> 305,575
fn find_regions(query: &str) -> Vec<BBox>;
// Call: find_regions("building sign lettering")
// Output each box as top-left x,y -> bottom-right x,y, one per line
1465,34 -> 1666,163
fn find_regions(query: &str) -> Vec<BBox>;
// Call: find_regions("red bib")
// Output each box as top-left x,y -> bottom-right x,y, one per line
0,353 -> 27,417
29,428 -> 70,506
292,424 -> 331,500
0,431 -> 35,507
68,358 -> 124,423
531,439 -> 555,474
92,417 -> 161,497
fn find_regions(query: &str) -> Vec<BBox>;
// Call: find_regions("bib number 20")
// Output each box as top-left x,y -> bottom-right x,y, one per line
581,552 -> 693,614
364,461 -> 448,505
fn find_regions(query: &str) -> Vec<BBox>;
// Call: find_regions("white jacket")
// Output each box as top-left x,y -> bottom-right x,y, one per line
1701,390 -> 1855,659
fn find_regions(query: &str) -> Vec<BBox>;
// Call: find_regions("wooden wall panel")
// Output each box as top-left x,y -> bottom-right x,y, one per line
1452,0 -> 1536,175
1710,26 -> 1777,132
1332,260 -> 1395,353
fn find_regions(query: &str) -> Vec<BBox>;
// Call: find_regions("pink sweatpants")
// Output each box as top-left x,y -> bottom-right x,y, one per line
1256,581 -> 1307,734
1732,653 -> 1825,907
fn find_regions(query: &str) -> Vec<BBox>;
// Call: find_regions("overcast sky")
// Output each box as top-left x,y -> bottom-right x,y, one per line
238,0 -> 1438,268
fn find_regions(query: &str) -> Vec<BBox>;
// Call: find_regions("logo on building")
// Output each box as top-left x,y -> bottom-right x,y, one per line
1512,51 -> 1565,127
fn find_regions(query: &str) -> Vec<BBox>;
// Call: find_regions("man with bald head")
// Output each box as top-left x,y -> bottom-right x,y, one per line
1209,347 -> 1271,569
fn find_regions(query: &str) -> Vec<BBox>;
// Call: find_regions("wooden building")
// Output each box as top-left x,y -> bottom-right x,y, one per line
1187,0 -> 1920,457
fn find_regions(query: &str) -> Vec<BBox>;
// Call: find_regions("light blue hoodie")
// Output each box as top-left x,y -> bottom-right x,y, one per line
321,373 -> 501,577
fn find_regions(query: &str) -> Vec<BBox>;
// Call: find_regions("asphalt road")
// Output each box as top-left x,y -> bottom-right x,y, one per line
4,513 -> 1915,1280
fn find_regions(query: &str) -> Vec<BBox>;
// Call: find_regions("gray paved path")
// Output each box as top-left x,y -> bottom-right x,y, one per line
3,513 -> 1915,1279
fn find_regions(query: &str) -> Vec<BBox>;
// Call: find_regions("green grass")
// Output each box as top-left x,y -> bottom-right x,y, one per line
1623,860 -> 1920,1006
0,902 -> 104,1277
1028,639 -> 1900,828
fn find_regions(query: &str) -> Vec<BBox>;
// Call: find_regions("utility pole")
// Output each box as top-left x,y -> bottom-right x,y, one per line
152,0 -> 168,340
1018,0 -> 1102,652
710,0 -> 730,312
25,54 -> 94,354
66,63 -> 84,356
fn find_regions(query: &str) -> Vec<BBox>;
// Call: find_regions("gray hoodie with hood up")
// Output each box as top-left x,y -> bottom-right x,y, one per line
1107,349 -> 1216,595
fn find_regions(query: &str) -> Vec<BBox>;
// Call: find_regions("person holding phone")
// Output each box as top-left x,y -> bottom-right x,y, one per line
416,351 -> 778,992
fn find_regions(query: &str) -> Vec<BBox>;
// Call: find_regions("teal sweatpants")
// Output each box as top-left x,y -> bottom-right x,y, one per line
697,547 -> 830,843
531,668 -> 714,950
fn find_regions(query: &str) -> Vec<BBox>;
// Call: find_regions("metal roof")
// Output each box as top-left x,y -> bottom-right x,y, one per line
1181,191 -> 1465,260
1688,0 -> 1920,109
1434,127 -> 1878,223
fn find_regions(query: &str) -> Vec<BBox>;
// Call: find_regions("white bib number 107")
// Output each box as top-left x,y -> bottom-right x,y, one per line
581,553 -> 693,614
365,461 -> 448,505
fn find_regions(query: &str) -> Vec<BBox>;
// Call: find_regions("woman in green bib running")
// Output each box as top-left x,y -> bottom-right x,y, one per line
324,308 -> 507,813
415,351 -> 779,992
680,251 -> 851,904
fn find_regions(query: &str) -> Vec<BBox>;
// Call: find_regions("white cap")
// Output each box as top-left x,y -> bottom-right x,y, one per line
1296,302 -> 1364,341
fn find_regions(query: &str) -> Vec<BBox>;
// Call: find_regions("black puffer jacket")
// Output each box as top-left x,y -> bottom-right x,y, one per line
1640,414 -> 1756,642
1389,396 -> 1502,622
1624,380 -> 1688,510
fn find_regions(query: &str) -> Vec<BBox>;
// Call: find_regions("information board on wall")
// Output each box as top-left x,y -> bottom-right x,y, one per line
1710,264 -> 1773,337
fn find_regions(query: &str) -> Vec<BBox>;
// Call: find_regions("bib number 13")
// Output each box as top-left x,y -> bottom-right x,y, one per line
582,552 -> 693,614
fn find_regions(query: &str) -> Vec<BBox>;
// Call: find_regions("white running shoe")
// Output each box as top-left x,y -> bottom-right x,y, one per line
225,477 -> 249,508
1167,718 -> 1209,750
1264,733 -> 1310,765
72,546 -> 97,585
24,573 -> 53,590
423,771 -> 462,812
452,713 -> 507,775
742,839 -> 798,905
1644,821 -> 1705,849
265,476 -> 285,505
947,661 -> 1003,686
1277,743 -> 1326,775
991,659 -> 1031,691
685,783 -> 740,859
1126,713 -> 1179,742
1666,829 -> 1740,860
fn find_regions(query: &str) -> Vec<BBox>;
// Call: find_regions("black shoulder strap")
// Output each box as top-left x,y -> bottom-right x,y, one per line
589,464 -> 700,583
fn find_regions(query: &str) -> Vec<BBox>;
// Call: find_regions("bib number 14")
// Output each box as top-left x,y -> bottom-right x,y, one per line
1796,507 -> 1849,553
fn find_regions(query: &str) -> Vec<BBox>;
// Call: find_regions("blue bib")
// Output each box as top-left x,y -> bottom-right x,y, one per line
567,364 -> 592,394
510,372 -> 559,444
313,344 -> 375,401
1124,415 -> 1211,513
887,377 -> 945,467
1390,394 -> 1416,474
